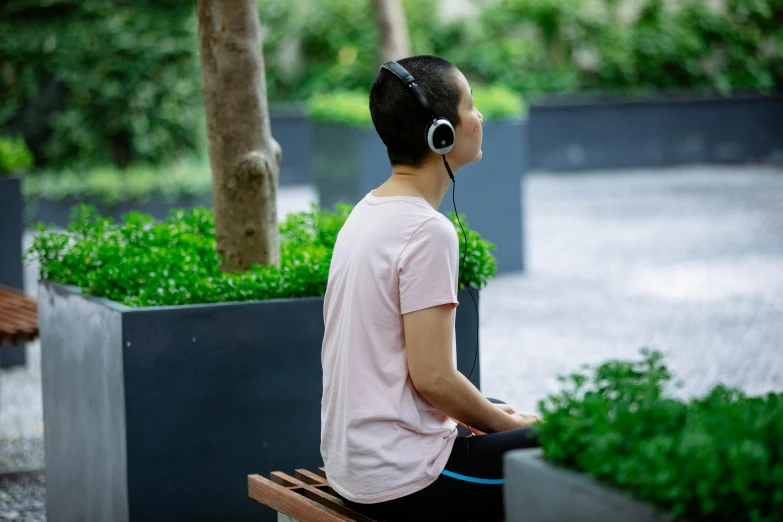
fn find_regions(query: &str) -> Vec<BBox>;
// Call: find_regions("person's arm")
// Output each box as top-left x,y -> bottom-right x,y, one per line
404,303 -> 536,434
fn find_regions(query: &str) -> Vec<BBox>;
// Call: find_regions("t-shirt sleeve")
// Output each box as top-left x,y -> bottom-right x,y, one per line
398,216 -> 460,315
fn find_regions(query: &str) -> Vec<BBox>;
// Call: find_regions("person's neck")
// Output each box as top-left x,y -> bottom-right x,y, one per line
374,155 -> 456,210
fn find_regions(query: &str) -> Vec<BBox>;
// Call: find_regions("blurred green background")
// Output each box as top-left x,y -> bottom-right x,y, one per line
1,0 -> 781,202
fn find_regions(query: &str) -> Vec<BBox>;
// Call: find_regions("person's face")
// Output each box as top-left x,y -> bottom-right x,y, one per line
448,69 -> 483,167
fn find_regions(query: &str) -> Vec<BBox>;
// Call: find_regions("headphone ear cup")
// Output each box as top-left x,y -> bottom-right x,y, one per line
427,119 -> 455,154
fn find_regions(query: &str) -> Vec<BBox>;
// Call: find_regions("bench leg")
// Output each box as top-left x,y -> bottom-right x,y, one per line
278,513 -> 298,522
0,342 -> 26,369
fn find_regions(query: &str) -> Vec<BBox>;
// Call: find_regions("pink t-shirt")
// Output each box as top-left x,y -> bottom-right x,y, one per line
320,191 -> 460,504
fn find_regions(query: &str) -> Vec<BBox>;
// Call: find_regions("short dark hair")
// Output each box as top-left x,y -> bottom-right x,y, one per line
369,55 -> 462,167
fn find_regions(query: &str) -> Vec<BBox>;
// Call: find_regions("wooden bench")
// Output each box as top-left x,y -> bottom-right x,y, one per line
0,284 -> 38,345
248,467 -> 377,522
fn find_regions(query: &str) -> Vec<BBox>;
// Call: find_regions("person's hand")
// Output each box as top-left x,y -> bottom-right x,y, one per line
458,404 -> 537,436
494,403 -> 516,415
510,412 -> 540,429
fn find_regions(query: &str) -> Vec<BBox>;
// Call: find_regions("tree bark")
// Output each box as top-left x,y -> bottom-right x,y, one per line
372,0 -> 412,63
196,0 -> 281,272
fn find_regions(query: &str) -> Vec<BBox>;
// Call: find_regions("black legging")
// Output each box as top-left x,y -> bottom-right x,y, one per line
339,399 -> 540,521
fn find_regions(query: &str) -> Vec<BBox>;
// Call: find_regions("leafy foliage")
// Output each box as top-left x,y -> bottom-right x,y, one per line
28,204 -> 497,307
0,0 -> 204,169
23,159 -> 212,205
258,0 -> 444,102
472,85 -> 527,120
444,0 -> 783,97
306,85 -> 525,127
4,0 -> 779,172
535,350 -> 783,522
448,213 -> 497,291
306,91 -> 374,128
0,135 -> 34,174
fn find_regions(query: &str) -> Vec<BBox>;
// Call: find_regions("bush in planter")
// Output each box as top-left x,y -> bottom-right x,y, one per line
24,159 -> 212,206
534,350 -> 783,522
27,203 -> 497,307
305,84 -> 526,126
0,136 -> 34,175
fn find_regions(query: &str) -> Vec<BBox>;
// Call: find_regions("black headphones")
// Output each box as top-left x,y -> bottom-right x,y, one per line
380,61 -> 457,157
379,61 -> 480,382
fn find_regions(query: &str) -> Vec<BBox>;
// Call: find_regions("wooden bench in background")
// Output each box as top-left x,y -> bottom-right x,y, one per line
248,467 -> 377,522
0,284 -> 38,345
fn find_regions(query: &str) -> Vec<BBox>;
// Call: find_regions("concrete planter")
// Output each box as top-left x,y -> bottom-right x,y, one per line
504,449 -> 673,522
39,283 -> 481,522
311,120 -> 527,273
270,106 -> 310,187
0,175 -> 26,368
528,93 -> 783,171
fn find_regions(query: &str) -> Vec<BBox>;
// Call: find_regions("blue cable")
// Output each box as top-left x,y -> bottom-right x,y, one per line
441,469 -> 505,485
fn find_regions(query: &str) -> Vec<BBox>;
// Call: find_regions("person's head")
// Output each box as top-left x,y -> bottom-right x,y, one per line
369,55 -> 483,170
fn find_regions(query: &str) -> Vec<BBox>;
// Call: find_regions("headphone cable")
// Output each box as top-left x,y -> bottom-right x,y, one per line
443,155 -> 480,381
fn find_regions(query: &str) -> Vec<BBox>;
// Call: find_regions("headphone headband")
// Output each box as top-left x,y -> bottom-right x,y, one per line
379,60 -> 455,155
380,62 -> 433,116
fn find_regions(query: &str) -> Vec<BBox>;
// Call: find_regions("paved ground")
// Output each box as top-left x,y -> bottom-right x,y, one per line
481,165 -> 783,411
1,165 -> 782,519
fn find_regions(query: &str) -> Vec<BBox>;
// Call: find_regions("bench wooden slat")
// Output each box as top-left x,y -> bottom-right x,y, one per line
0,288 -> 36,308
296,468 -> 328,485
0,285 -> 39,345
273,472 -> 377,522
0,309 -> 38,331
0,316 -> 37,338
250,469 -> 379,522
248,474 -> 355,522
0,315 -> 30,335
0,303 -> 38,321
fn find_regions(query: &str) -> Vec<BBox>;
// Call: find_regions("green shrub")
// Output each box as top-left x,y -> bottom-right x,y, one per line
448,213 -> 497,291
23,159 -> 212,205
306,91 -> 373,128
258,0 -> 444,102
535,349 -> 783,522
442,0 -> 783,96
472,85 -> 527,119
0,0 -> 203,169
27,204 -> 497,307
0,136 -> 34,174
306,85 -> 525,128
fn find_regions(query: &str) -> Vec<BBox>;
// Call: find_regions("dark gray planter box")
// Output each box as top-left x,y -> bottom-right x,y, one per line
528,93 -> 783,171
311,120 -> 527,273
504,449 -> 673,522
0,175 -> 26,368
270,106 -> 310,187
39,283 -> 480,522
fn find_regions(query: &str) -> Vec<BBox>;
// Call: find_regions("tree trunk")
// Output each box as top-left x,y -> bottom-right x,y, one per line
196,0 -> 281,272
372,0 -> 412,63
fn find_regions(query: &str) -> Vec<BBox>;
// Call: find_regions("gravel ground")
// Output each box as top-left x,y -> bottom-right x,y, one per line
2,165 -> 782,520
0,473 -> 46,522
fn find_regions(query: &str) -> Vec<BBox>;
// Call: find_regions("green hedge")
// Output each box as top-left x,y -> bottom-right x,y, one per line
24,160 -> 212,205
535,350 -> 783,522
27,204 -> 497,307
446,0 -> 783,97
0,136 -> 34,175
4,0 -> 780,171
259,0 -> 445,103
306,85 -> 525,127
0,0 -> 204,170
